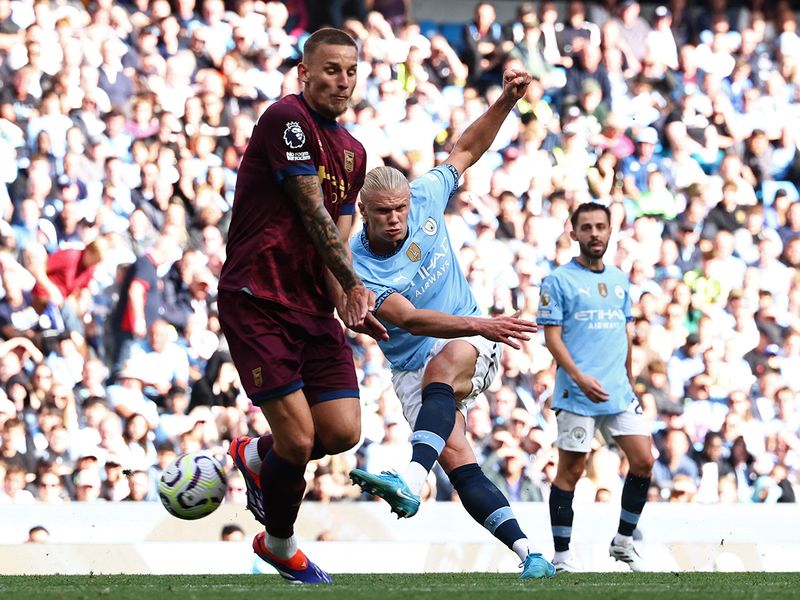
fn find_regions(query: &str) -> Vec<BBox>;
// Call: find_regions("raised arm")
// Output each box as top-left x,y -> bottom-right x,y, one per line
282,174 -> 372,327
444,68 -> 532,176
377,292 -> 536,350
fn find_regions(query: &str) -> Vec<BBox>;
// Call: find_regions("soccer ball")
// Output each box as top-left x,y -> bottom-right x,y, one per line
158,451 -> 227,520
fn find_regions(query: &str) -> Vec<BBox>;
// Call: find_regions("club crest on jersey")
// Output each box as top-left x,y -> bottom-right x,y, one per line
615,285 -> 625,299
283,121 -> 305,149
598,283 -> 608,297
406,242 -> 422,262
423,217 -> 438,236
344,149 -> 354,172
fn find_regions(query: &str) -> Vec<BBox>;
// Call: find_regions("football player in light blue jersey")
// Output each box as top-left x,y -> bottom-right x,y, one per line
537,202 -> 655,573
349,69 -> 555,580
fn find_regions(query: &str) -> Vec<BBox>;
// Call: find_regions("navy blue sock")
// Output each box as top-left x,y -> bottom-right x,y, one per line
410,383 -> 456,472
448,463 -> 527,550
260,449 -> 306,538
618,474 -> 649,536
549,485 -> 574,552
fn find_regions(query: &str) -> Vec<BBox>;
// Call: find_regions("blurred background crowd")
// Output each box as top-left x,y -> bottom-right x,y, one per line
0,0 -> 798,519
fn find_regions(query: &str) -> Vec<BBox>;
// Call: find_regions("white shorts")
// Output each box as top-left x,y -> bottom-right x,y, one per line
392,336 -> 502,428
555,400 -> 651,453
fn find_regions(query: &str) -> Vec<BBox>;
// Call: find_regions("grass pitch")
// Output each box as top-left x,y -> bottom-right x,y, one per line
1,573 -> 798,599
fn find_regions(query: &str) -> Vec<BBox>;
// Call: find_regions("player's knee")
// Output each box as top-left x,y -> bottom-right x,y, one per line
438,445 -> 472,473
317,426 -> 360,454
630,453 -> 655,477
422,361 -> 454,387
274,432 -> 315,464
560,462 -> 585,486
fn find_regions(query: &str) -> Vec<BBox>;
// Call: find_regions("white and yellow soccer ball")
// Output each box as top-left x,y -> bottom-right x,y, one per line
158,451 -> 227,520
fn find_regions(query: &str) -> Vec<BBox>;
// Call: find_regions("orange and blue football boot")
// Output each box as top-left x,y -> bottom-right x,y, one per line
253,531 -> 333,584
228,436 -> 266,525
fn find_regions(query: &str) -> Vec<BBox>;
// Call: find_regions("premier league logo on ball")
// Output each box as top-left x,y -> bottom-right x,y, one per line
283,121 -> 306,149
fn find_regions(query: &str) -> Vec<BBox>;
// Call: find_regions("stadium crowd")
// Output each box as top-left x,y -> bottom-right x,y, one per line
0,0 -> 798,520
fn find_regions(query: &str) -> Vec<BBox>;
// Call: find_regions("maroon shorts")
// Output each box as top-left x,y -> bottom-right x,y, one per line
218,290 -> 358,405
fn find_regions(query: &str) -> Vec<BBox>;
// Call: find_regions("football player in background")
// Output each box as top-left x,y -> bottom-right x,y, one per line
537,202 -> 654,572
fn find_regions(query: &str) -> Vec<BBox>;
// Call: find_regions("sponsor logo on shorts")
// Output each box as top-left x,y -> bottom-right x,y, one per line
286,151 -> 310,161
571,426 -> 587,442
251,367 -> 263,387
283,121 -> 306,149
344,149 -> 354,172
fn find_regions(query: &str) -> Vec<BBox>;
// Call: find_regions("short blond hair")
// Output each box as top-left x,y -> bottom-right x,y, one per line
361,166 -> 409,203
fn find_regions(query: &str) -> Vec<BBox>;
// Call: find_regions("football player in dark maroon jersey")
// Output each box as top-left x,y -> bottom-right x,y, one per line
219,28 -> 384,584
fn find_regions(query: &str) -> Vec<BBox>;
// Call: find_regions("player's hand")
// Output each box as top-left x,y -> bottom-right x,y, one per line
341,283 -> 373,328
501,69 -> 532,102
476,310 -> 538,350
349,312 -> 389,342
576,373 -> 610,403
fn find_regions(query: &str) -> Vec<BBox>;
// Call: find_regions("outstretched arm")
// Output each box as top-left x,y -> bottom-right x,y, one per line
377,292 -> 536,350
283,175 -> 373,327
444,68 -> 532,176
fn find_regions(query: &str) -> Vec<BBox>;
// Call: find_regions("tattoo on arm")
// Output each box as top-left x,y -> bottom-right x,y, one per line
283,175 -> 361,291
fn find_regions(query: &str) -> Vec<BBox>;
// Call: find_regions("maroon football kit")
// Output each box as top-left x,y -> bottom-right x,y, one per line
219,93 -> 366,403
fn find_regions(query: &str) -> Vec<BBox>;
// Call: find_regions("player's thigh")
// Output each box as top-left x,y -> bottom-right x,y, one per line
422,336 -> 501,402
438,412 -> 478,473
601,409 -> 654,475
301,315 -> 360,450
217,290 -> 303,400
258,388 -> 315,463
393,361 -> 477,430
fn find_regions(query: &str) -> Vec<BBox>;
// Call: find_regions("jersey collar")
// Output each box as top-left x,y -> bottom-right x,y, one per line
299,93 -> 340,130
360,226 -> 407,259
571,257 -> 606,273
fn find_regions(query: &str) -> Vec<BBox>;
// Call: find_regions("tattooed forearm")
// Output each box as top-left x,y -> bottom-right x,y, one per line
283,175 -> 361,291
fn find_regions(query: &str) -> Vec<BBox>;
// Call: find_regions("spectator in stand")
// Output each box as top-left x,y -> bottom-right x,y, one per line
462,2 -> 508,92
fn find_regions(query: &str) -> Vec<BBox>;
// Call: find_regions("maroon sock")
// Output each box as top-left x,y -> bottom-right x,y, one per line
256,434 -> 274,458
260,449 -> 307,538
257,434 -> 327,461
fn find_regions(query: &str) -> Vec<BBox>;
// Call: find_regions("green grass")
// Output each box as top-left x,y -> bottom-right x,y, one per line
1,573 -> 798,599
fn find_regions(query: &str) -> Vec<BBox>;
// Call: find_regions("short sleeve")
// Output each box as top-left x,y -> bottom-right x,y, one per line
408,164 -> 459,215
362,278 -> 395,313
536,275 -> 564,326
258,102 -> 318,183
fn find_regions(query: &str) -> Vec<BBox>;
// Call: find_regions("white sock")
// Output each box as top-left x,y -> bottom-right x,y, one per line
553,550 -> 573,564
401,462 -> 429,496
512,538 -> 531,561
266,533 -> 298,559
613,533 -> 633,546
245,438 -> 263,472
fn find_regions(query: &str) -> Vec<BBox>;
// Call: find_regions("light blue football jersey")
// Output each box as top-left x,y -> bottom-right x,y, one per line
537,258 -> 635,416
351,164 -> 480,371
